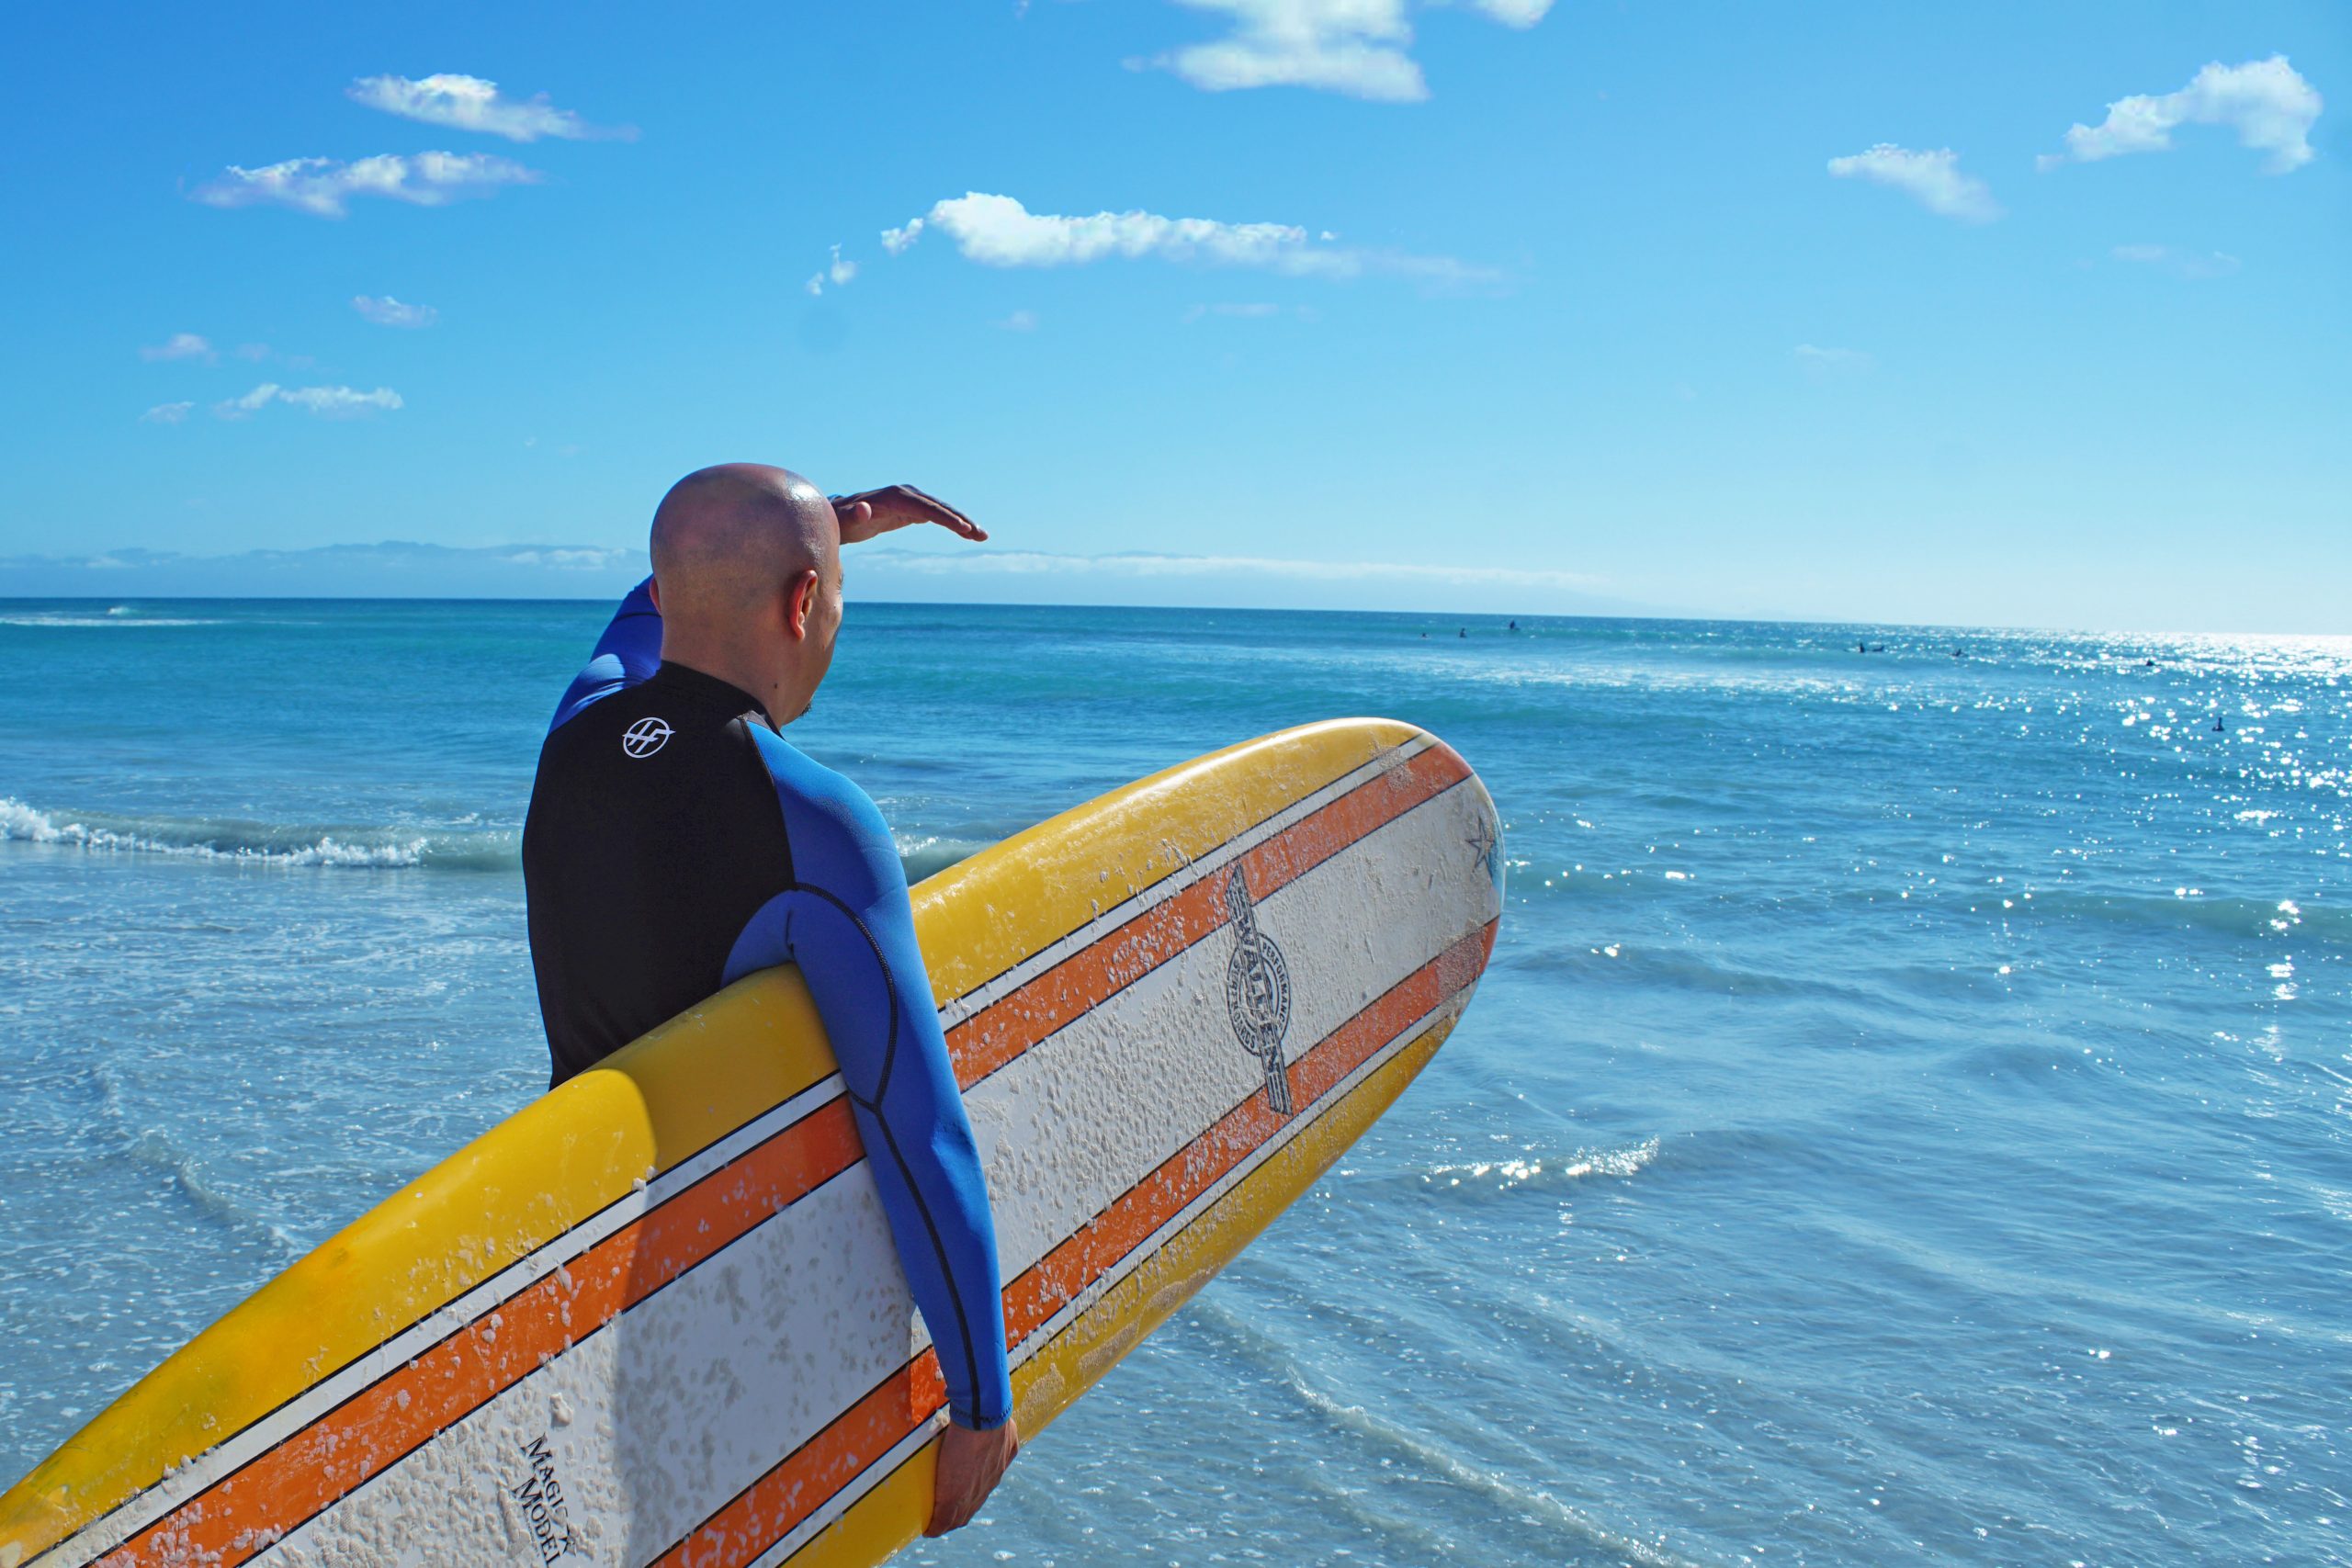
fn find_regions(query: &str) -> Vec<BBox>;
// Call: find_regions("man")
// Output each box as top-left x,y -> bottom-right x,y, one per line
521,463 -> 1017,1536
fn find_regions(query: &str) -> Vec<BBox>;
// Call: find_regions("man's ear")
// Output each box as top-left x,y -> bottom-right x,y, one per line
648,579 -> 662,614
784,569 -> 820,640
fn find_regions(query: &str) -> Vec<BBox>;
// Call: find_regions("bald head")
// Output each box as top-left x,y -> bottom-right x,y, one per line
648,463 -> 845,724
650,463 -> 838,627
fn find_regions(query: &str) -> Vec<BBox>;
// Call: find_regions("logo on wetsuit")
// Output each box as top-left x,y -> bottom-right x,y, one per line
1223,865 -> 1294,1116
620,716 -> 673,758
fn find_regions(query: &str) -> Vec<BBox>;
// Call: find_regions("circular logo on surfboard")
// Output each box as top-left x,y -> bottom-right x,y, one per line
1223,865 -> 1295,1116
621,716 -> 673,759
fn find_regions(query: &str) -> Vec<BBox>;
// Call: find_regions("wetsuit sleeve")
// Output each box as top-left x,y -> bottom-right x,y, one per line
548,578 -> 662,731
721,731 -> 1013,1430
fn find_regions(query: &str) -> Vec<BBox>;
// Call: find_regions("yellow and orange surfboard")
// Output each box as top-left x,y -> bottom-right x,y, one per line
1,718 -> 1503,1568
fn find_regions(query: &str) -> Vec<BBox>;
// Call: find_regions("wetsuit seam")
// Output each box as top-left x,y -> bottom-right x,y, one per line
866,1112 -> 993,1428
791,882 -> 904,1106
786,874 -> 990,1426
740,716 -> 797,889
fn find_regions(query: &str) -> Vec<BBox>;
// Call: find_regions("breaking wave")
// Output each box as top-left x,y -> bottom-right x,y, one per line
1,796 -> 994,881
0,797 -> 503,870
0,607 -> 223,627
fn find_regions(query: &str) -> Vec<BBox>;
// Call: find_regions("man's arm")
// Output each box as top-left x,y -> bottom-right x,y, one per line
721,731 -> 1018,1525
548,578 -> 662,732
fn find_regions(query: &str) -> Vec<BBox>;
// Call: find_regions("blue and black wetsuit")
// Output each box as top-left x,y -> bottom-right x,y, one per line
521,580 -> 1013,1431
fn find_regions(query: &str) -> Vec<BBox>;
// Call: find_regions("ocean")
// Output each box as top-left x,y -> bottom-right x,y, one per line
2,598 -> 2345,1567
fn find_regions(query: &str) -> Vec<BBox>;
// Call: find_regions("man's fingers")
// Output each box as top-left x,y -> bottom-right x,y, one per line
892,484 -> 985,539
832,485 -> 988,544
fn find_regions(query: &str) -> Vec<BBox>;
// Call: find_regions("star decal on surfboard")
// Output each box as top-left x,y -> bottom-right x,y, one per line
1223,865 -> 1295,1116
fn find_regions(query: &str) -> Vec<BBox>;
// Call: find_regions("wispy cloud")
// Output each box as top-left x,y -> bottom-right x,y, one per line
353,295 -> 439,328
1793,344 -> 1874,374
2112,243 -> 2242,280
804,244 -> 859,297
347,73 -> 634,142
998,309 -> 1040,331
141,401 -> 195,424
883,192 -> 1494,285
2042,56 -> 2322,174
1826,144 -> 2001,222
862,546 -> 1603,592
141,332 -> 215,363
1144,0 -> 1555,103
194,152 -> 541,218
213,384 -> 403,419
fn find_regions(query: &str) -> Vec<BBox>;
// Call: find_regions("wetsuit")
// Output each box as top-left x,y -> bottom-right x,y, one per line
521,581 -> 1012,1431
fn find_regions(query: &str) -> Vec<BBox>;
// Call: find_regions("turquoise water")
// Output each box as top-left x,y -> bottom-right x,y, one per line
2,599 -> 2346,1567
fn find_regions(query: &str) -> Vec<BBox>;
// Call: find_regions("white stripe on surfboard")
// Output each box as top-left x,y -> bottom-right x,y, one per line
934,733 -> 1435,1031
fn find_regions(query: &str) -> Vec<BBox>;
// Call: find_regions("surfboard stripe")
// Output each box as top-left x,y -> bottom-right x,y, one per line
654,921 -> 1497,1568
944,743 -> 1469,1088
70,750 -> 1478,1568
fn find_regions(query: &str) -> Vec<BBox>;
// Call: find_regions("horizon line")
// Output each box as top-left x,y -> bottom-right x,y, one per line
5,592 -> 2347,641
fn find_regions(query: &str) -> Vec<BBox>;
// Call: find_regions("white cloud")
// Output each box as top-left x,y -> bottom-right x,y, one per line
999,309 -> 1040,331
1462,0 -> 1555,22
234,343 -> 273,361
280,386 -> 403,415
2111,243 -> 2242,280
346,73 -> 633,142
214,384 -> 281,418
2044,56 -> 2322,174
1793,344 -> 1874,374
1826,144 -> 2002,222
881,219 -> 925,254
193,152 -> 541,218
352,295 -> 439,328
141,333 -> 214,363
214,384 -> 402,419
805,243 -> 859,297
1147,0 -> 1555,103
888,191 -> 1494,285
141,401 -> 194,424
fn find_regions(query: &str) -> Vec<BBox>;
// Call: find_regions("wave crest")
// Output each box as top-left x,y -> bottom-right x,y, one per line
0,798 -> 488,869
2,797 -> 991,880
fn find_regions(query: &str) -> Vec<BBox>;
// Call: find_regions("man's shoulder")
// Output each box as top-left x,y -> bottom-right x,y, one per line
744,728 -> 882,824
743,731 -> 899,884
536,679 -> 769,795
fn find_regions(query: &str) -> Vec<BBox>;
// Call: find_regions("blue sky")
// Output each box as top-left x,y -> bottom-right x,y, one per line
4,1 -> 2345,630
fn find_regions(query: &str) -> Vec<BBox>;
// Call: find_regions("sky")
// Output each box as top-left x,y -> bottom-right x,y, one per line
3,1 -> 2346,631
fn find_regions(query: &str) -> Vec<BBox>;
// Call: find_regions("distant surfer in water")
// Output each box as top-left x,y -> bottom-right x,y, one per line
523,465 -> 1017,1536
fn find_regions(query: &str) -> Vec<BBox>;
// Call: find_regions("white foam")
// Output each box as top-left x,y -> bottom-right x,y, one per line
0,613 -> 222,627
0,798 -> 430,867
1428,1136 -> 1660,1190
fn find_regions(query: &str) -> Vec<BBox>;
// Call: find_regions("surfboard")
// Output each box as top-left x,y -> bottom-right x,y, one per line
0,717 -> 1504,1568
